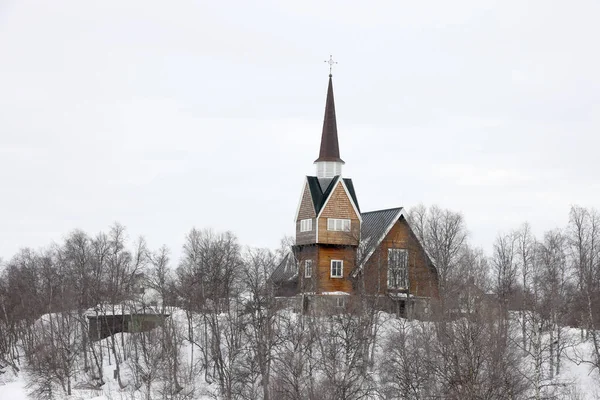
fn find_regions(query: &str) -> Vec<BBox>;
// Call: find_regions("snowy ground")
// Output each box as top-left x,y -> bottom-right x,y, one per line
560,336 -> 600,399
0,371 -> 107,400
0,378 -> 28,400
2,309 -> 600,399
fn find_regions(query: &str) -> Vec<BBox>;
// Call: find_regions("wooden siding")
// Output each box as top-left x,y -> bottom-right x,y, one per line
295,246 -> 318,293
317,182 -> 360,246
314,246 -> 355,293
296,182 -> 317,245
363,216 -> 439,298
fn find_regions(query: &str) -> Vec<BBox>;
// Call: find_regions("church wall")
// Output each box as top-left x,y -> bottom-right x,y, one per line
295,245 -> 318,293
296,182 -> 317,245
363,217 -> 439,298
315,246 -> 355,293
317,182 -> 360,246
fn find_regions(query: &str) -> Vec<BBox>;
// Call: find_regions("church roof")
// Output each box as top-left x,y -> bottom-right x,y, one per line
355,207 -> 437,277
359,207 -> 404,264
315,75 -> 344,164
306,175 -> 360,216
270,253 -> 298,284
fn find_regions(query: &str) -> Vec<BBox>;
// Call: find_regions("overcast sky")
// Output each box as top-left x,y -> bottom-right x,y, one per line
1,0 -> 599,263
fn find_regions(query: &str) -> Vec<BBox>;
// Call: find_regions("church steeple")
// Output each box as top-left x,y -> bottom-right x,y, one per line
315,67 -> 345,179
315,75 -> 344,164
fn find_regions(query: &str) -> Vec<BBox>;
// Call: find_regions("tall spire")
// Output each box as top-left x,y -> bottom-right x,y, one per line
315,74 -> 344,164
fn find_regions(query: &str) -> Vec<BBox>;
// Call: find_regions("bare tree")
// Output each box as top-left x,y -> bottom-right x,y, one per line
274,235 -> 295,265
61,230 -> 95,373
379,318 -> 437,399
309,306 -> 377,400
102,223 -> 148,388
492,231 -> 519,313
407,204 -> 467,291
27,311 -> 82,397
516,222 -> 536,354
0,267 -> 23,376
146,246 -> 185,397
537,229 -> 570,378
271,312 -> 315,400
241,248 -> 279,400
567,206 -> 600,378
455,244 -> 490,291
512,229 -> 574,398
177,229 -> 246,399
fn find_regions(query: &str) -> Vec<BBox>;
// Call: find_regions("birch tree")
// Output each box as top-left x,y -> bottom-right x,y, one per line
408,204 -> 467,292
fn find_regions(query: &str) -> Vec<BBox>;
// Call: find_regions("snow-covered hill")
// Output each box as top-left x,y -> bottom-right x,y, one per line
1,308 -> 599,399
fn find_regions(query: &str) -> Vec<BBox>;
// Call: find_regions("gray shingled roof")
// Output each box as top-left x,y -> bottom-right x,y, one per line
270,253 -> 298,283
359,207 -> 404,265
357,207 -> 438,276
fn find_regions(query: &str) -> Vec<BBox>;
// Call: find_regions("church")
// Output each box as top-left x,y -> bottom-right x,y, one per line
271,68 -> 439,316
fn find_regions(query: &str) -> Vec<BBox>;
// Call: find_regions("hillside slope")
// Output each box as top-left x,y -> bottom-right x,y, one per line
1,308 -> 599,400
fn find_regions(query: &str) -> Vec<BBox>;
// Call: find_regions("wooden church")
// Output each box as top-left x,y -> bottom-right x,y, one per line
271,70 -> 439,315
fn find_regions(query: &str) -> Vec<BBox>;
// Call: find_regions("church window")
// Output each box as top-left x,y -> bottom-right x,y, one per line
336,297 -> 346,308
305,260 -> 313,278
388,249 -> 408,289
327,218 -> 351,232
330,260 -> 343,278
300,219 -> 313,232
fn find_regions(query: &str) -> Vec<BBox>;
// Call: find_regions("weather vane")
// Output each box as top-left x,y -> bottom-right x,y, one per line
325,55 -> 337,76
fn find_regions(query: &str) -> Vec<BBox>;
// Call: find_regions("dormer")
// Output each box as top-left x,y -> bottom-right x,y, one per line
315,178 -> 361,246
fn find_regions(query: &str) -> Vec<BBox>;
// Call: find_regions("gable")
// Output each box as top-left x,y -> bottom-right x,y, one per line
319,181 -> 359,220
355,208 -> 437,276
316,180 -> 362,245
384,217 -> 425,253
305,176 -> 360,217
361,216 -> 439,298
395,216 -> 437,275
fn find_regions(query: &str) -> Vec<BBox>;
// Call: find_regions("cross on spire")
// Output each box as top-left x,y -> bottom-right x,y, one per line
325,55 -> 337,77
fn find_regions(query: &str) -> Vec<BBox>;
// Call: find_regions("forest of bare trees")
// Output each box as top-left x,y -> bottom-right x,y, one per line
1,205 -> 600,399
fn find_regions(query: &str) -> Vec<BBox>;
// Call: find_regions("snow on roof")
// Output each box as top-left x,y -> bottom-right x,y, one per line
388,292 -> 408,299
320,291 -> 350,296
84,302 -> 165,317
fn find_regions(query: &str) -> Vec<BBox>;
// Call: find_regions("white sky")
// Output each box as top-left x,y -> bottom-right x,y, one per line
1,0 -> 599,262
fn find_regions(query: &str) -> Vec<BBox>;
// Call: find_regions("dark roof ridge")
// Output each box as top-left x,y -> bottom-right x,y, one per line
306,175 -> 340,216
342,178 -> 360,213
361,206 -> 404,215
304,175 -> 360,216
